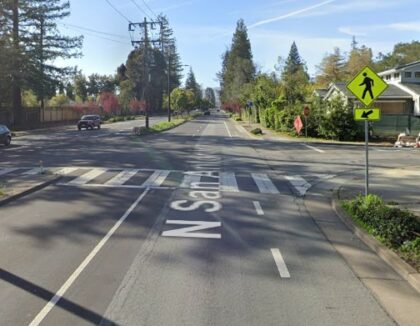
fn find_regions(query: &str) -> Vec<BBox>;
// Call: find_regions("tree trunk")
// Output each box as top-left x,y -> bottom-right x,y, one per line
12,0 -> 22,125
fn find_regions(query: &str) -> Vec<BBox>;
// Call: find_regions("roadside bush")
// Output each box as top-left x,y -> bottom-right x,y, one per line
317,98 -> 363,141
250,128 -> 262,135
343,194 -> 420,247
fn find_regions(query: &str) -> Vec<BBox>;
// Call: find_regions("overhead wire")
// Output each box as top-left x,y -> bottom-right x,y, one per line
59,22 -> 127,39
140,0 -> 158,18
60,24 -> 130,45
129,0 -> 153,20
104,0 -> 132,23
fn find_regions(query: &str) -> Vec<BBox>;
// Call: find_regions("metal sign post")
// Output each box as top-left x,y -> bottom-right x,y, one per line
347,66 -> 387,196
364,120 -> 369,196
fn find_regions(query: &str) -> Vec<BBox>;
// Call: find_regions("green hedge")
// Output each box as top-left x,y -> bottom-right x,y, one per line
343,194 -> 420,270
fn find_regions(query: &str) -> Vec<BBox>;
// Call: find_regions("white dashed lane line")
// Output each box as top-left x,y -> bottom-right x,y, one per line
302,144 -> 325,153
271,248 -> 291,279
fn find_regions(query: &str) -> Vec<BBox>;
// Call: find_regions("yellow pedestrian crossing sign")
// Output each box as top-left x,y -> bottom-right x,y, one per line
346,66 -> 388,107
354,108 -> 381,121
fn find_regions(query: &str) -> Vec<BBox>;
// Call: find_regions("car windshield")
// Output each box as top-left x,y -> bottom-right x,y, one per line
81,116 -> 95,120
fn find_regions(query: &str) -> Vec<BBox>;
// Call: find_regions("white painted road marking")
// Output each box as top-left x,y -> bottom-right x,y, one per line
224,121 -> 232,138
303,144 -> 325,153
28,189 -> 150,326
220,172 -> 239,192
180,174 -> 201,188
67,168 -> 107,186
141,170 -> 170,187
285,175 -> 311,196
24,167 -> 44,175
271,248 -> 291,278
55,167 -> 79,176
0,167 -> 19,176
251,173 -> 279,194
162,220 -> 222,239
105,169 -> 139,186
253,201 -> 264,216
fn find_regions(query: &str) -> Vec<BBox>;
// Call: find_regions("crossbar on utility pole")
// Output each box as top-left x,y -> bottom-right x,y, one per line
129,18 -> 163,129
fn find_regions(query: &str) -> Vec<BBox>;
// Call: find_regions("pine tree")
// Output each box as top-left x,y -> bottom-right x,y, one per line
281,42 -> 309,104
219,19 -> 255,104
185,68 -> 202,105
204,87 -> 216,107
158,14 -> 183,92
25,0 -> 83,109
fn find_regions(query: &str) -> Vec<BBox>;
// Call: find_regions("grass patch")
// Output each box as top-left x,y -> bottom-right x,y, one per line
342,194 -> 420,271
106,115 -> 137,123
132,118 -> 186,136
0,184 -> 7,197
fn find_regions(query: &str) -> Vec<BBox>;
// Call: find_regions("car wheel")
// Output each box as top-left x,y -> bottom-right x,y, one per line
4,136 -> 11,146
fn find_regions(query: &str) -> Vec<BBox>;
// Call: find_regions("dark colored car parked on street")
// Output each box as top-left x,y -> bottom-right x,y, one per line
77,115 -> 101,130
0,124 -> 12,146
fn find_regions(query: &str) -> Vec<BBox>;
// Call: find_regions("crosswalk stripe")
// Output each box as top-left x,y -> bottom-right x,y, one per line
220,172 -> 239,192
251,173 -> 279,194
105,169 -> 139,186
141,170 -> 170,187
55,167 -> 79,175
24,168 -> 44,175
180,174 -> 201,188
285,175 -> 311,196
0,168 -> 19,176
67,168 -> 108,186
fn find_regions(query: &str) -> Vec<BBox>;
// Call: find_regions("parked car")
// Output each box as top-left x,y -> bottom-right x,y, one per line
77,115 -> 101,130
204,110 -> 210,115
0,124 -> 12,146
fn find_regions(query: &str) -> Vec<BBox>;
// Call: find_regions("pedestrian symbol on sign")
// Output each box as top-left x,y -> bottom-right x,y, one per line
359,72 -> 374,100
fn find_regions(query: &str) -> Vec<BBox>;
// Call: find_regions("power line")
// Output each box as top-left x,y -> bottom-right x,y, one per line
61,24 -> 130,45
104,0 -> 132,23
129,0 -> 153,20
59,22 -> 127,39
140,0 -> 158,18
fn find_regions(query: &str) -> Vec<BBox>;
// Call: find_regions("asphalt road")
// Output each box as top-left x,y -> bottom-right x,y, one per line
0,112 -> 418,325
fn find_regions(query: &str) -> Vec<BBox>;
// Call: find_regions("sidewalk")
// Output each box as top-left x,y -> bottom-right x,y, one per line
305,173 -> 420,326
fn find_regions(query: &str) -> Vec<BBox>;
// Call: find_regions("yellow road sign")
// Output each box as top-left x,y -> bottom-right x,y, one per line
347,66 -> 388,107
354,108 -> 381,121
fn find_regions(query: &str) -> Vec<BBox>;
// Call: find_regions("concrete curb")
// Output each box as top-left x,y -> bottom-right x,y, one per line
332,188 -> 420,294
0,175 -> 62,207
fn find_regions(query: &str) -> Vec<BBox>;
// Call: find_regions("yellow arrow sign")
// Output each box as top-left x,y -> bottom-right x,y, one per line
354,108 -> 381,121
347,66 -> 388,107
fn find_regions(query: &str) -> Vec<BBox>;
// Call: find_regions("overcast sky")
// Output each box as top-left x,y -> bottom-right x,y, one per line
57,0 -> 420,88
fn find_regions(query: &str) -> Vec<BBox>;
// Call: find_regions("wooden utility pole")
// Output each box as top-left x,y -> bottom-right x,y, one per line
129,18 -> 163,129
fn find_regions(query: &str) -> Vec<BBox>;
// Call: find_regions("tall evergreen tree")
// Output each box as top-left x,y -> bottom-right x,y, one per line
158,14 -> 183,92
219,19 -> 255,104
185,68 -> 202,103
281,42 -> 309,104
204,87 -> 216,107
25,0 -> 82,109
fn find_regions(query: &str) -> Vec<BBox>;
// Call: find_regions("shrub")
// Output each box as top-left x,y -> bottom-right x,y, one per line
250,128 -> 262,135
343,194 -> 420,247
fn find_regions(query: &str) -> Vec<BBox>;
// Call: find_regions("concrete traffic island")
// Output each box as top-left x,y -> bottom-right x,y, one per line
0,173 -> 62,207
